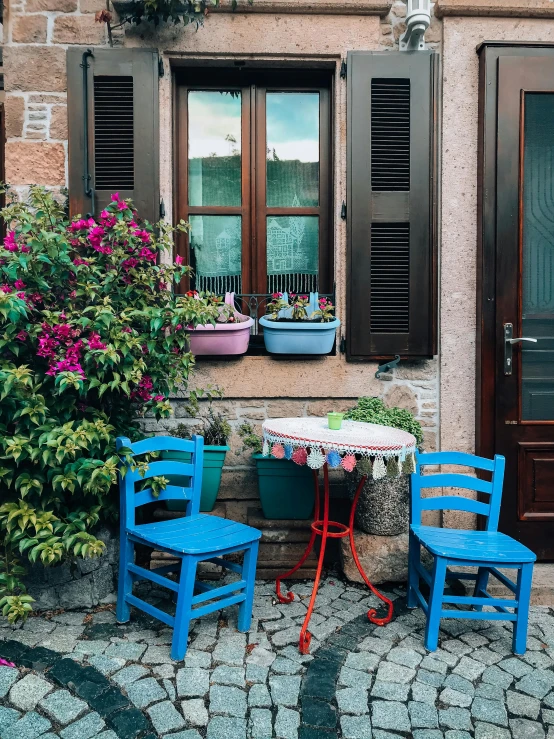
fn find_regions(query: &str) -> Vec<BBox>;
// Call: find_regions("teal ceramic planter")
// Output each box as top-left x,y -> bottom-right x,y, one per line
161,446 -> 229,512
254,454 -> 315,519
259,316 -> 340,355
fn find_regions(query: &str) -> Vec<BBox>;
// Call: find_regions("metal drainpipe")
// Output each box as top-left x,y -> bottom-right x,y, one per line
81,49 -> 95,216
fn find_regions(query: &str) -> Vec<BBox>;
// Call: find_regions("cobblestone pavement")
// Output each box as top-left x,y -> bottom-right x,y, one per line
1,574 -> 554,739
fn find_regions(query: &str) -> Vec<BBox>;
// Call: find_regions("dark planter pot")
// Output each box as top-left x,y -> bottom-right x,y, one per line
161,446 -> 229,512
348,472 -> 410,536
254,453 -> 315,519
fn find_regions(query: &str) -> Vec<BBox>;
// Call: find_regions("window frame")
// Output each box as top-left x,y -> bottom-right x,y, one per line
174,68 -> 333,295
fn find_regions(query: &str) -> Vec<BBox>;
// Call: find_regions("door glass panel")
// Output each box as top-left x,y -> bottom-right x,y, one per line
266,93 -> 319,208
189,215 -> 242,293
266,216 -> 318,294
521,93 -> 554,420
188,91 -> 241,207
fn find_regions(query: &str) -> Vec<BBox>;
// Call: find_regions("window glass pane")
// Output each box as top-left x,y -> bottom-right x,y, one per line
521,93 -> 554,420
188,91 -> 241,207
189,215 -> 242,293
266,93 -> 319,208
266,216 -> 318,293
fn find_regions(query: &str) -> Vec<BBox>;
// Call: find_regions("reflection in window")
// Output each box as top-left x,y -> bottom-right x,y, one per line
189,215 -> 242,293
266,216 -> 319,294
188,91 -> 241,207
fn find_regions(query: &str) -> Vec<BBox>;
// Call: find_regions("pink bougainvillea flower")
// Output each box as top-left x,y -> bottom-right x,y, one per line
4,230 -> 18,252
16,292 -> 26,301
16,330 -> 28,342
0,659 -> 16,668
1,284 -> 11,294
14,280 -> 26,290
122,326 -> 132,333
292,447 -> 308,466
110,192 -> 120,202
20,245 -> 30,253
271,443 -> 285,459
118,201 -> 128,211
341,454 -> 357,473
46,359 -> 85,377
175,255 -> 184,266
73,257 -> 89,266
138,247 -> 157,263
154,395 -> 165,402
122,257 -> 138,271
88,332 -> 106,350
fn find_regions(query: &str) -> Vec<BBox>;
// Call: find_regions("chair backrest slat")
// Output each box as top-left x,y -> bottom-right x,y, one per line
411,451 -> 505,532
117,435 -> 204,527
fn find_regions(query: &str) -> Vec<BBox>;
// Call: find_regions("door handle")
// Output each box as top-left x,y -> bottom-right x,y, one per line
504,323 -> 538,375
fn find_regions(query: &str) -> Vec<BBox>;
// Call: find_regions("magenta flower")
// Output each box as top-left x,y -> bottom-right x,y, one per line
16,330 -> 28,342
154,395 -> 165,402
88,333 -> 106,351
1,284 -> 11,294
20,245 -> 30,253
175,255 -> 184,266
46,359 -> 85,377
4,231 -> 18,252
118,201 -> 128,211
110,192 -> 120,202
14,280 -> 25,290
138,247 -> 157,263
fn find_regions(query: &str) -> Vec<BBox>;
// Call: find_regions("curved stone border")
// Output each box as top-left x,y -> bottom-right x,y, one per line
0,639 -> 157,739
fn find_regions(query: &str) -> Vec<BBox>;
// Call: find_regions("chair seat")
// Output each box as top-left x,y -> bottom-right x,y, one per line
129,514 -> 262,555
411,525 -> 536,563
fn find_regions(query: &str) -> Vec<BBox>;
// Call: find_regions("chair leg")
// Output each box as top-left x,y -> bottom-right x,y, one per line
238,540 -> 259,633
473,566 -> 490,611
424,556 -> 447,652
172,556 -> 197,661
407,532 -> 419,609
116,537 -> 134,624
513,562 -> 533,655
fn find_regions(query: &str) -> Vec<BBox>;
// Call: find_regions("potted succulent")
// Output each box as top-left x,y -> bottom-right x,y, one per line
188,292 -> 254,356
344,397 -> 424,536
162,390 -> 231,512
259,292 -> 340,355
238,422 -> 315,520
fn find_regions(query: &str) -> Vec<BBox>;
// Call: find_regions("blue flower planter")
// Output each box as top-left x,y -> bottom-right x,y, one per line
259,316 -> 340,355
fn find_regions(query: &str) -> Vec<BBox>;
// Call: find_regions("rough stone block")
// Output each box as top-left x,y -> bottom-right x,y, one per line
12,15 -> 48,43
27,0 -> 77,9
341,531 -> 423,584
383,384 -> 419,414
4,47 -> 67,93
53,15 -> 107,44
6,142 -> 66,186
48,105 -> 68,140
5,96 -> 25,139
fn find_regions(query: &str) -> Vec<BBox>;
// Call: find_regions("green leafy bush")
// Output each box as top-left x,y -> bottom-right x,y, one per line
0,187 -> 221,622
344,396 -> 423,447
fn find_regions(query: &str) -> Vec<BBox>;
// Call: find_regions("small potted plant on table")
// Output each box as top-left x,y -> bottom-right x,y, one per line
238,422 -> 315,519
259,292 -> 340,355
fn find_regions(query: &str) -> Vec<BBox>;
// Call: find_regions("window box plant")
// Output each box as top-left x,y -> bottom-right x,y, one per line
187,292 -> 254,356
162,392 -> 231,512
238,423 -> 315,520
259,293 -> 340,355
344,397 -> 424,536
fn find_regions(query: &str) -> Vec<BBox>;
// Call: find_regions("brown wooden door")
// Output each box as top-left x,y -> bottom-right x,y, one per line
479,46 -> 554,559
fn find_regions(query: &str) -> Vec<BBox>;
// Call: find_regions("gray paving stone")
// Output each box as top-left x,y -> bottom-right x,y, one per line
126,676 -> 167,708
212,633 -> 246,665
271,656 -> 302,674
8,673 -> 52,710
420,656 -> 448,675
411,681 -> 437,705
181,698 -> 208,726
371,680 -> 410,702
471,697 -> 508,727
248,683 -> 272,708
340,715 -> 373,739
104,641 -> 147,661
338,665 -> 373,689
445,732 -> 472,739
516,670 -> 554,698
409,700 -> 439,729
439,687 -> 472,707
246,646 -> 276,667
443,674 -> 474,696
472,647 -> 502,666
87,655 -> 126,676
481,665 -> 514,689
386,646 -> 423,668
0,666 -> 20,698
183,648 -> 211,668
506,689 -> 541,719
206,716 -> 247,739
162,732 -> 202,739
413,732 -> 444,739
249,708 -> 272,739
417,669 -> 445,688
337,686 -> 369,715
208,665 -> 243,687
176,667 -> 210,697
439,707 -> 473,731
210,685 -> 247,717
0,705 -> 21,730
141,645 -> 174,664
497,657 -> 534,678
111,664 -> 149,687
474,682 -> 505,701
59,712 -> 105,739
246,664 -> 269,683
147,700 -> 186,733
73,640 -> 109,656
376,661 -> 416,684
274,706 -> 299,739
452,656 -> 486,680
474,723 -> 511,739
359,636 -> 394,656
39,689 -> 87,725
509,718 -> 546,739
269,675 -> 301,707
344,651 -> 380,672
1,711 -> 52,739
371,700 -> 410,732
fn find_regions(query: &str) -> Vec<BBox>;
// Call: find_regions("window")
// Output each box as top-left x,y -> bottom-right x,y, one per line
175,70 -> 332,296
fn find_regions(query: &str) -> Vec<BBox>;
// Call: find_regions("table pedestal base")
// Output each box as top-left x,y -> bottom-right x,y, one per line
275,465 -> 394,654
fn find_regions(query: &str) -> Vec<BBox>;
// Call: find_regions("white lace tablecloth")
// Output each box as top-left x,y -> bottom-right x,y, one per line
262,417 -> 417,480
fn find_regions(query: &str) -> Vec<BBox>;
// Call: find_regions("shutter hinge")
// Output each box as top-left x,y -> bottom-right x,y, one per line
341,201 -> 347,220
160,198 -> 166,219
340,60 -> 347,79
340,336 -> 346,354
375,355 -> 401,379
158,58 -> 165,77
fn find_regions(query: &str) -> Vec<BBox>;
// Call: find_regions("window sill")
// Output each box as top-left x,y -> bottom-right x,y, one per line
435,0 -> 554,18
112,0 -> 392,15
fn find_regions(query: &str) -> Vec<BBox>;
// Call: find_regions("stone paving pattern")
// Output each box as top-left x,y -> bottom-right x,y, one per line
1,575 -> 554,738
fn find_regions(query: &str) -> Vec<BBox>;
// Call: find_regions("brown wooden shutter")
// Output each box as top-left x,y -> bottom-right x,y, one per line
346,51 -> 438,360
67,48 -> 159,223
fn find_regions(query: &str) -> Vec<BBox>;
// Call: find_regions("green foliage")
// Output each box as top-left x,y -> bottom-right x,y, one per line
344,396 -> 424,447
0,186 -> 219,623
170,386 -> 231,446
237,421 -> 263,455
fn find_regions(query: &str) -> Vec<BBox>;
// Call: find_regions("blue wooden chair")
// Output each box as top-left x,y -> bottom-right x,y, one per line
408,451 -> 536,654
116,435 -> 261,660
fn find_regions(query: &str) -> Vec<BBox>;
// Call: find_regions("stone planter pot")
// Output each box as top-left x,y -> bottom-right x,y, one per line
348,472 -> 409,536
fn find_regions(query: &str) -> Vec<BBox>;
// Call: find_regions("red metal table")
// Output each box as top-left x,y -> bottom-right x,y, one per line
262,417 -> 417,654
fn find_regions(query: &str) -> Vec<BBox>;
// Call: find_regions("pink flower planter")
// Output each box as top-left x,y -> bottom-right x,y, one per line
188,293 -> 254,356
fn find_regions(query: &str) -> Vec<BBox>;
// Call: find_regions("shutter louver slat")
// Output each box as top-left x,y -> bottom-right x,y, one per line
93,76 -> 134,191
370,223 -> 410,333
371,79 -> 410,193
